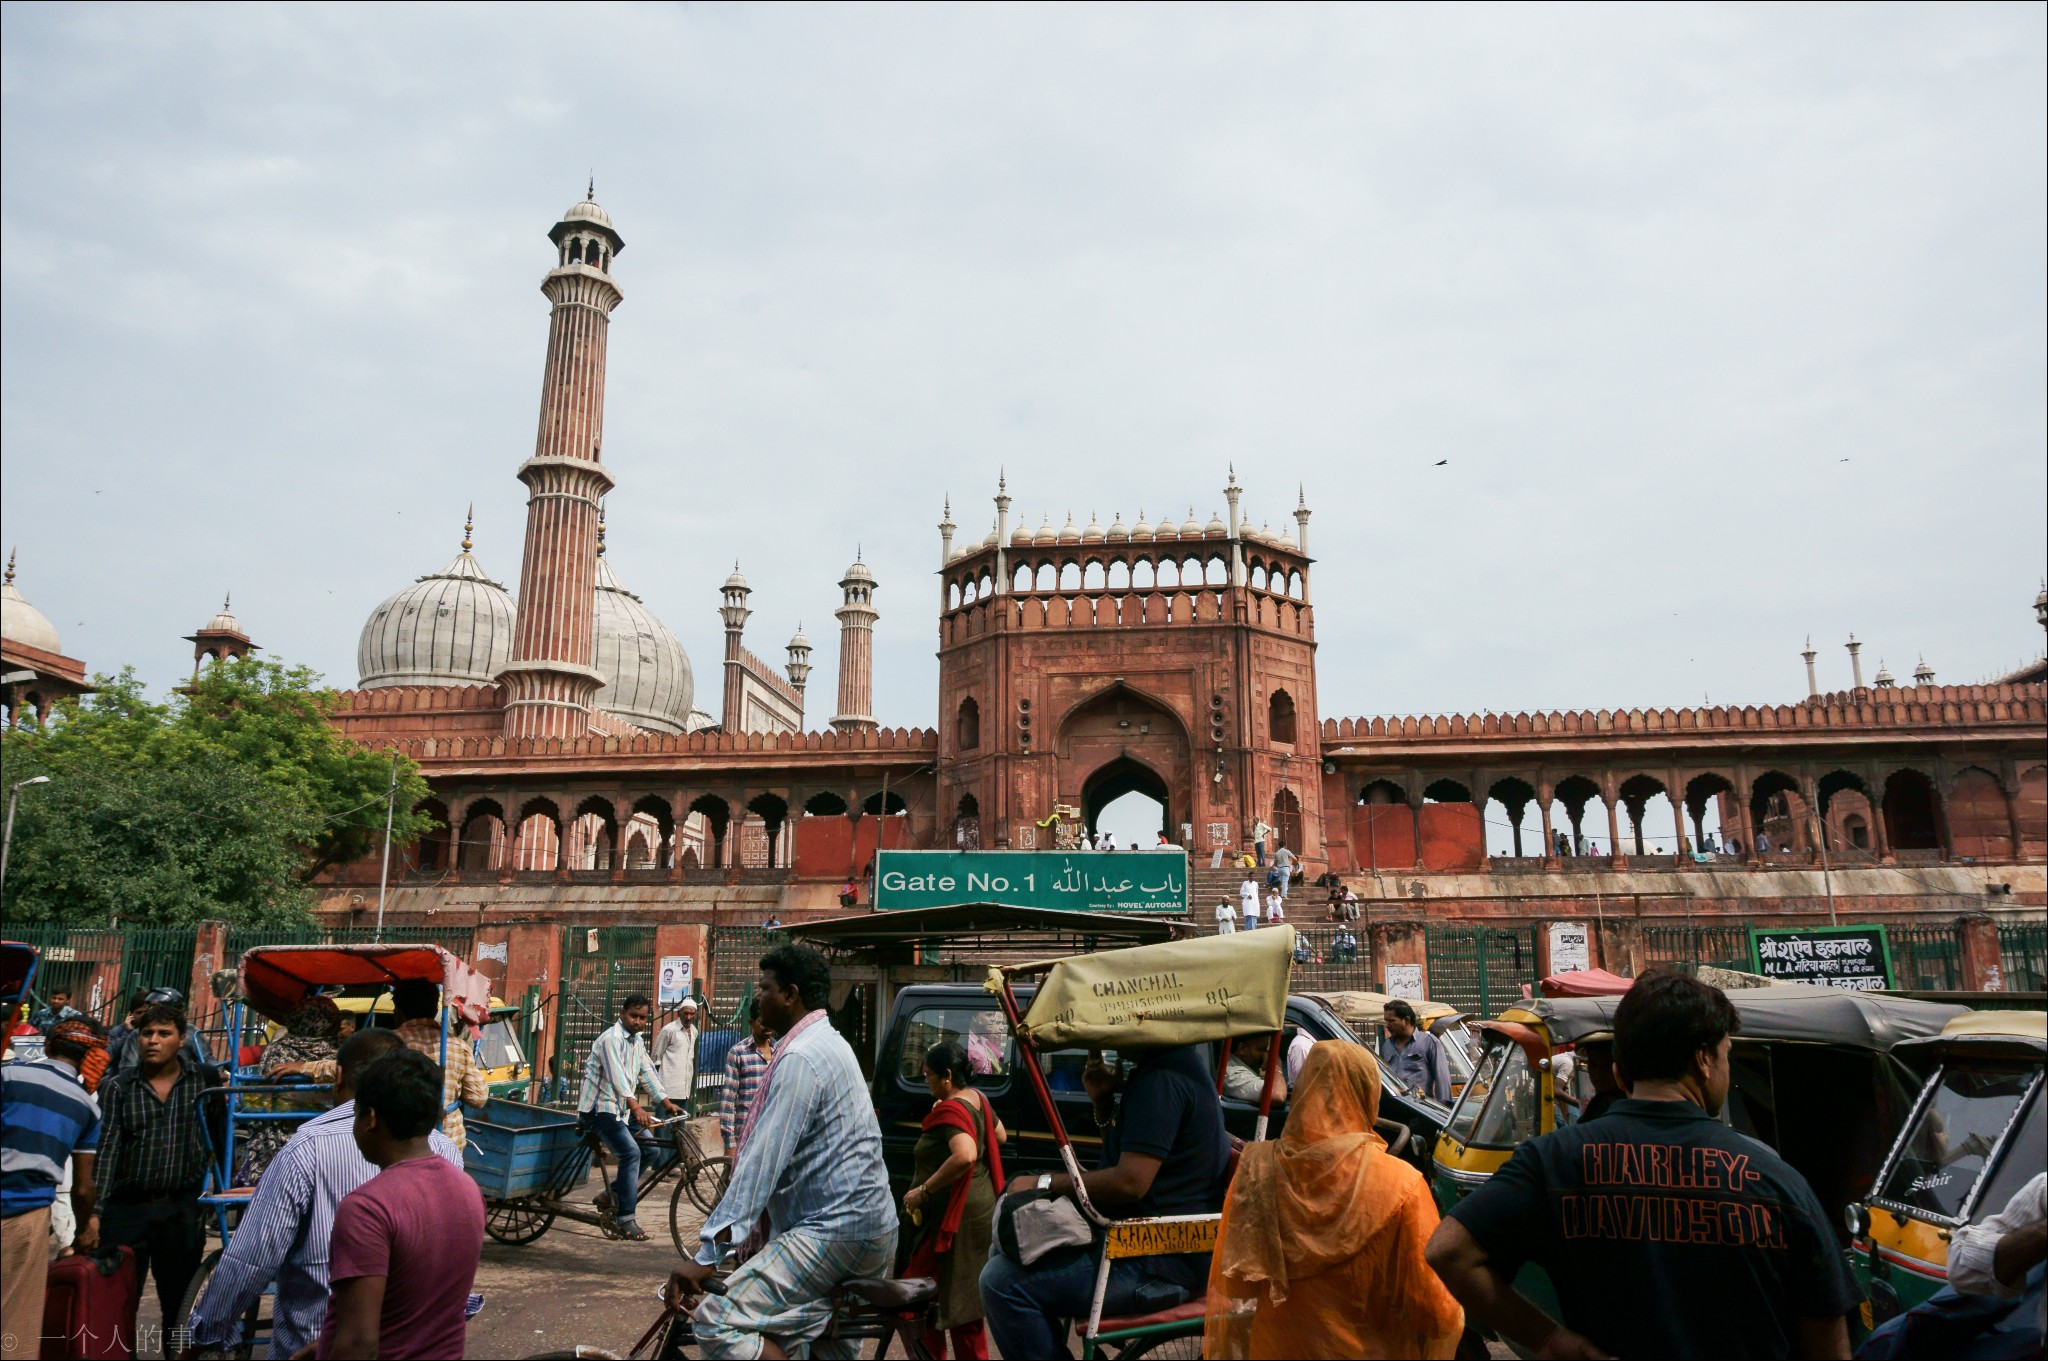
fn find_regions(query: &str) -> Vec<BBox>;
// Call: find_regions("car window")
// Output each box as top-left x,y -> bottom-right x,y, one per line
897,1006 -> 1013,1086
1041,1047 -> 1124,1094
1878,1062 -> 2036,1221
1971,1086 -> 2043,1224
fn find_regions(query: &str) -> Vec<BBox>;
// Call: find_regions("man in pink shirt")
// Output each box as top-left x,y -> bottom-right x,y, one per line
306,1048 -> 485,1360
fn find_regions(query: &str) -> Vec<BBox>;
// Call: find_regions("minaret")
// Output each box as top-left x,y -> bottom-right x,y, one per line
1224,465 -> 1244,587
1293,485 -> 1312,556
937,496 -> 956,612
1801,637 -> 1818,697
993,473 -> 1012,597
786,624 -> 813,719
1845,634 -> 1865,690
498,186 -> 625,739
831,552 -> 879,732
183,594 -> 258,678
719,564 -> 752,731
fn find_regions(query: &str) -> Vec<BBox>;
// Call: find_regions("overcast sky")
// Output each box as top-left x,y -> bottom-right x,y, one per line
3,3 -> 2043,734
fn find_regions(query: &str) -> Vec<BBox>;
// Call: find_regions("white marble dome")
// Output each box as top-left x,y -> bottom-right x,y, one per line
592,556 -> 694,734
1,554 -> 61,654
357,541 -> 516,689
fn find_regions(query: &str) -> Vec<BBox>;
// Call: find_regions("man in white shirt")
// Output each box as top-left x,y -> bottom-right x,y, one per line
1239,876 -> 1261,931
1947,1171 -> 2046,1338
653,998 -> 700,1114
1264,889 -> 1286,925
1213,901 -> 1237,936
1100,830 -> 1118,851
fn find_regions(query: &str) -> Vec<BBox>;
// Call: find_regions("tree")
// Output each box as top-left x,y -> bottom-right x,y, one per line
1,660 -> 434,927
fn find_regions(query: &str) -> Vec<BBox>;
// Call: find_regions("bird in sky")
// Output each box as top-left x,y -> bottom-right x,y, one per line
1434,459 -> 1449,467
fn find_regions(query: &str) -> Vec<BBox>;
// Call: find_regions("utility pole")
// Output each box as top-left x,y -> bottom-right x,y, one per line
373,757 -> 398,943
0,775 -> 53,903
1812,809 -> 1836,927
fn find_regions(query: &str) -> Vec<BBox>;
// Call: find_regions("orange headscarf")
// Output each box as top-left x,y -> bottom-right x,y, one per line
1205,1041 -> 1464,1360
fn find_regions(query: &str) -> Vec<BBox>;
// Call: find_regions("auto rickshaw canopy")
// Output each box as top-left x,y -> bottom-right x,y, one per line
1538,968 -> 1634,998
1300,990 -> 1464,1031
238,943 -> 491,1028
1892,1008 -> 2046,1063
1503,984 -> 1966,1050
995,923 -> 1295,1049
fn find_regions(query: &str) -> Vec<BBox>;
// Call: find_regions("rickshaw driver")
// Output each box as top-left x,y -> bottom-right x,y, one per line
670,945 -> 896,1360
978,1043 -> 1229,1361
1426,973 -> 1859,1361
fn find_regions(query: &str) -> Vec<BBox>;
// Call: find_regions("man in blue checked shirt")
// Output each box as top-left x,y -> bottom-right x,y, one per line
184,1029 -> 460,1359
577,993 -> 679,1243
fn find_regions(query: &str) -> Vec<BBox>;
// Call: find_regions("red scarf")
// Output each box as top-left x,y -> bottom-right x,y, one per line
920,1091 -> 1004,1254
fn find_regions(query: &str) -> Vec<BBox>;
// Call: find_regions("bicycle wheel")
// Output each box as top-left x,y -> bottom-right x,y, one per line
1110,1328 -> 1205,1360
486,1199 -> 557,1245
178,1246 -> 264,1360
684,1156 -> 731,1215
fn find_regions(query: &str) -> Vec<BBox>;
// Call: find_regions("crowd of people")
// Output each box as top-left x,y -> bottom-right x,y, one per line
9,947 -> 2044,1361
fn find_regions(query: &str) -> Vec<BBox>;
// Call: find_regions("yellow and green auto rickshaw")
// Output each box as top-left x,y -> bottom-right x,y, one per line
1844,1009 -> 2046,1332
263,992 -> 532,1097
1430,985 -> 1966,1346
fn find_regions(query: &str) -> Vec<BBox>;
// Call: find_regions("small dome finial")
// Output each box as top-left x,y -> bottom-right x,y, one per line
596,507 -> 607,557
222,593 -> 232,613
3,546 -> 13,586
460,504 -> 474,553
587,173 -> 595,201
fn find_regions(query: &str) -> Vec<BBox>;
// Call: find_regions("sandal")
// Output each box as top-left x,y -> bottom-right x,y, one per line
618,1222 -> 650,1242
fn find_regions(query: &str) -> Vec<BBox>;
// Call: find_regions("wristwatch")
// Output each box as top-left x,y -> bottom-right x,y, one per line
1036,1173 -> 1053,1193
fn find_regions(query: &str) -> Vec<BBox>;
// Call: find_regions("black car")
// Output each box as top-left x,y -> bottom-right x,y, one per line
871,983 -> 1447,1196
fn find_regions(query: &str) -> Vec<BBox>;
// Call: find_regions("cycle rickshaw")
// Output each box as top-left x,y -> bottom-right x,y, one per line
184,941 -> 491,1358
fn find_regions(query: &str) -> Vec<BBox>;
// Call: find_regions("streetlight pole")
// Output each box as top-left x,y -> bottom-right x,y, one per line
0,775 -> 53,903
1811,809 -> 1837,927
373,757 -> 398,943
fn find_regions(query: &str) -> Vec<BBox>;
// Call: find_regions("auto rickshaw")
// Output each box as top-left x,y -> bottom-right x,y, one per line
258,992 -> 531,1097
1430,984 -> 1966,1345
1845,1009 -> 2047,1332
988,923 -> 1301,1359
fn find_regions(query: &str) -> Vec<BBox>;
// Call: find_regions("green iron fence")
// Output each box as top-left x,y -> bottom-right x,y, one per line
6,926 -> 128,1022
1425,926 -> 1539,1017
550,925 -> 659,1103
1889,923 -> 1965,992
707,925 -> 778,1026
1998,921 -> 2048,993
1638,924 -> 1752,976
1284,926 -> 1378,994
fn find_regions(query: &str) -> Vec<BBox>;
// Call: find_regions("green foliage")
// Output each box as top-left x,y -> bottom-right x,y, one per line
1,659 -> 434,927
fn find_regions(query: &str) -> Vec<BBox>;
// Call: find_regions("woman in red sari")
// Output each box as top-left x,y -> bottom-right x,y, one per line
901,1040 -> 1007,1360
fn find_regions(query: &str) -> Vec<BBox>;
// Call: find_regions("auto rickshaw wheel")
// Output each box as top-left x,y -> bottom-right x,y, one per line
486,1199 -> 556,1245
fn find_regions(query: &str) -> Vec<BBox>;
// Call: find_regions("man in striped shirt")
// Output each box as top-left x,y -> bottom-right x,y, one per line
576,994 -> 677,1242
185,1029 -> 461,1359
1,1021 -> 102,1361
718,1007 -> 772,1156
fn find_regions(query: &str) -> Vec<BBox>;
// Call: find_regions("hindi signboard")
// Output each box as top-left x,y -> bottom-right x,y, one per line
872,849 -> 1187,914
1749,925 -> 1894,991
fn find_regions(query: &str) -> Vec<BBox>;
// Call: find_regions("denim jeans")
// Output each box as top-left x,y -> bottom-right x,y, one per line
979,1246 -> 1193,1361
583,1111 -> 642,1221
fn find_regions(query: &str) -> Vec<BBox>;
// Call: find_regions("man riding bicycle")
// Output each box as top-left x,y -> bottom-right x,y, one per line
670,945 -> 895,1360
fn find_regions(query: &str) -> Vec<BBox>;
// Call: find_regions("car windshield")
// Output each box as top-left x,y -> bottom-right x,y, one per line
898,1005 -> 1013,1085
478,1019 -> 523,1069
1878,1062 -> 2038,1222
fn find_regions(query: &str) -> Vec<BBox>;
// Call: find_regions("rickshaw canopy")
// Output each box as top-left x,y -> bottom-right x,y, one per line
0,941 -> 39,1011
1892,1008 -> 2046,1063
995,924 -> 1295,1049
1300,990 -> 1463,1030
238,943 -> 491,1028
1507,984 -> 1966,1051
1538,968 -> 1634,998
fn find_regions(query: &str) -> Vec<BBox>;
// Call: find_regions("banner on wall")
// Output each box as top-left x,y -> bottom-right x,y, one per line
657,955 -> 694,1007
872,849 -> 1187,913
1749,925 -> 1893,991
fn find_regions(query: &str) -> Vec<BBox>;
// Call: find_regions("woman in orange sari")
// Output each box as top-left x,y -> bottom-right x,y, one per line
1204,1041 -> 1465,1359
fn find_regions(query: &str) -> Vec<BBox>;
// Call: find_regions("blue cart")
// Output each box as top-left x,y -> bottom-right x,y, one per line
466,1096 -> 729,1257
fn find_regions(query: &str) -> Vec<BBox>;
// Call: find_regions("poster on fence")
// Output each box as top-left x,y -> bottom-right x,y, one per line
1749,925 -> 1893,991
1384,963 -> 1424,999
1547,922 -> 1592,974
658,955 -> 693,1007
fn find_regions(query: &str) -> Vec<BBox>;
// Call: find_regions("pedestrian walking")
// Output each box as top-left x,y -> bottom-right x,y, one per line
390,979 -> 490,1149
1,1019 -> 103,1361
901,1040 -> 1006,1361
576,994 -> 678,1242
1427,971 -> 1859,1359
101,987 -> 210,1090
653,998 -> 701,1115
313,1047 -> 486,1360
718,1005 -> 773,1157
1273,842 -> 1296,896
1214,900 -> 1237,935
94,1003 -> 213,1343
186,1029 -> 462,1359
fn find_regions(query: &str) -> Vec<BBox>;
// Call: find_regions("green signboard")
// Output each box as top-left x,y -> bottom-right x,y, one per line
872,850 -> 1188,914
1749,924 -> 1894,991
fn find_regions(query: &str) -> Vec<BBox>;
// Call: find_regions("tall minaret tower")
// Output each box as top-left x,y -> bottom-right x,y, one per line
719,564 -> 752,731
498,186 -> 624,739
831,553 -> 879,732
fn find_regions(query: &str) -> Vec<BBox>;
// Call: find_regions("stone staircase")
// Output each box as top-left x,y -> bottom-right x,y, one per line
1189,862 -> 1256,911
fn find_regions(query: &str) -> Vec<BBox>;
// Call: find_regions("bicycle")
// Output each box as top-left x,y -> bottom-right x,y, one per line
524,1270 -> 943,1360
481,1112 -> 732,1259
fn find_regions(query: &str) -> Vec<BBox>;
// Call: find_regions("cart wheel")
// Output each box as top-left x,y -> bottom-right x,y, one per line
1110,1330 -> 1204,1360
179,1247 -> 263,1360
486,1200 -> 557,1245
684,1156 -> 731,1215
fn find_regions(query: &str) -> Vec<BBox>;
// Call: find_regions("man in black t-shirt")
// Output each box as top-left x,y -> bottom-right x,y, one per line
1426,972 -> 1858,1360
980,1043 -> 1228,1360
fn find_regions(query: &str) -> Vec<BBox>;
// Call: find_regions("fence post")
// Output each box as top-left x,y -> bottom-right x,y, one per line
1956,915 -> 2004,991
187,920 -> 229,1037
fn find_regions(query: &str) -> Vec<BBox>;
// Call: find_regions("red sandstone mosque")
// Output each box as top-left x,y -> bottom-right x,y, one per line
5,190 -> 2045,995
